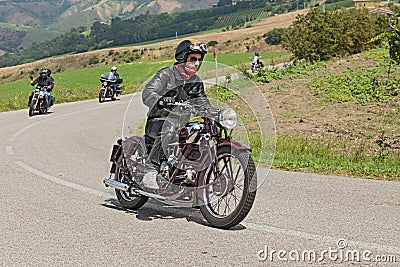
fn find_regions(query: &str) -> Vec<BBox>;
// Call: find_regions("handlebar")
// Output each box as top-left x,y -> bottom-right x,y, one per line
165,102 -> 219,120
33,85 -> 50,91
166,102 -> 191,107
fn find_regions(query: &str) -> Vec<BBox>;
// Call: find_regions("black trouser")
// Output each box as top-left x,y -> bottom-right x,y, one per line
144,118 -> 177,169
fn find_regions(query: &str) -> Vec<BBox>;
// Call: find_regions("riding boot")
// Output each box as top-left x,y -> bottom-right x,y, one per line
142,168 -> 159,189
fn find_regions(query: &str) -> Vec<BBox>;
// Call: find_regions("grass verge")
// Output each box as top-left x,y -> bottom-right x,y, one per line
274,134 -> 400,180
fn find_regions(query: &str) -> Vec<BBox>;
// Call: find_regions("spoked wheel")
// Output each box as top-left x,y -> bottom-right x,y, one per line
99,90 -> 105,103
198,145 -> 257,229
114,146 -> 148,210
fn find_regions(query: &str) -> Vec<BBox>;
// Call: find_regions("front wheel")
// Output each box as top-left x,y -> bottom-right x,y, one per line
28,99 -> 35,117
198,146 -> 257,229
99,89 -> 105,103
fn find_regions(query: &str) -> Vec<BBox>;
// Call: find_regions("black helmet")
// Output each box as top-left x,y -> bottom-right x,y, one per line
39,68 -> 48,75
255,52 -> 259,56
175,39 -> 208,63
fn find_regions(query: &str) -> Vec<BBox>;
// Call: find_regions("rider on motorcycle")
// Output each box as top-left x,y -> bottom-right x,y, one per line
105,66 -> 120,98
141,39 -> 215,189
251,52 -> 263,68
29,68 -> 54,109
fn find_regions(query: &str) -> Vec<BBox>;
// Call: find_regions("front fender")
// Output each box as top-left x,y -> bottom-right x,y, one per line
217,139 -> 252,152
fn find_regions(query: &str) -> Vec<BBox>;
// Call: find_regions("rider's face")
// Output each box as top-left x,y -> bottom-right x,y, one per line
185,53 -> 202,71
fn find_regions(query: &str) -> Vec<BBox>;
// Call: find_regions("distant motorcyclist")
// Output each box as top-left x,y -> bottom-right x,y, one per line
141,39 -> 215,189
29,68 -> 54,109
252,52 -> 262,65
251,52 -> 263,72
105,66 -> 120,99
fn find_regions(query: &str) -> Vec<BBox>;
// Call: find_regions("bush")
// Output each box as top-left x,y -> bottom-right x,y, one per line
264,28 -> 287,45
207,40 -> 218,47
88,56 -> 99,65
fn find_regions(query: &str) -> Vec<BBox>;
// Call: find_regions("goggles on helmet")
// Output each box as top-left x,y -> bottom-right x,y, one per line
190,42 -> 208,54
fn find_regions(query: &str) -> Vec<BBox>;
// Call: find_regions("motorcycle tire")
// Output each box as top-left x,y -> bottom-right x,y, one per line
114,153 -> 148,210
198,145 -> 257,229
28,100 -> 35,117
99,90 -> 105,103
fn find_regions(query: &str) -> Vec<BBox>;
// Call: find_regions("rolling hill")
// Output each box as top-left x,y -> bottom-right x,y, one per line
0,0 -> 217,52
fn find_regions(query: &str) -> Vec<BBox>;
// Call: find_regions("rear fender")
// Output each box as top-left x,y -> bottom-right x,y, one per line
109,139 -> 122,173
122,136 -> 146,156
110,136 -> 147,173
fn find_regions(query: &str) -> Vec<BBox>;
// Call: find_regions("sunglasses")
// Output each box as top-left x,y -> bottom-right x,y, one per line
188,56 -> 203,62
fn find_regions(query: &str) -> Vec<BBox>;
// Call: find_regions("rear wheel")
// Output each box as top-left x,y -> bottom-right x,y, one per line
198,146 -> 257,229
114,145 -> 148,209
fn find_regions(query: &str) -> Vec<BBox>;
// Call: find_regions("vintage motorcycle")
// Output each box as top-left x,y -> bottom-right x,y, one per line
103,103 -> 257,229
28,84 -> 54,117
98,75 -> 123,103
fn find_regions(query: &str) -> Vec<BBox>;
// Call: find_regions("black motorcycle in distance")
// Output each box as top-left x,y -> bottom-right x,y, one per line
99,76 -> 123,103
28,76 -> 54,117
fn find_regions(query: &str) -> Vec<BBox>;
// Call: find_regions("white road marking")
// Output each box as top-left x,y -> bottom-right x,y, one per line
15,160 -> 113,199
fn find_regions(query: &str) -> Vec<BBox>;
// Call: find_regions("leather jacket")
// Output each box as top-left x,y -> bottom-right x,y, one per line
142,64 -> 213,120
31,76 -> 54,91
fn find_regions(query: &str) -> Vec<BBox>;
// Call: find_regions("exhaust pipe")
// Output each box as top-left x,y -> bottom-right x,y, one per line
103,179 -> 129,192
103,179 -> 186,201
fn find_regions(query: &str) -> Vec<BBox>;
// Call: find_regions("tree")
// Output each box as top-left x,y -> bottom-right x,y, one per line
282,8 -> 387,62
264,28 -> 288,45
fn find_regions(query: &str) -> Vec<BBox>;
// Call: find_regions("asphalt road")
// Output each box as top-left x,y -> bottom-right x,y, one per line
1,93 -> 399,266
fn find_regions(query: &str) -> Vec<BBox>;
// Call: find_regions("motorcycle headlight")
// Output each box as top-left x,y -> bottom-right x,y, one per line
103,81 -> 108,86
219,108 -> 238,130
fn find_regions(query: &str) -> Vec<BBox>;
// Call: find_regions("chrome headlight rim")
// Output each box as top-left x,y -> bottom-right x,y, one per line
219,108 -> 238,130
